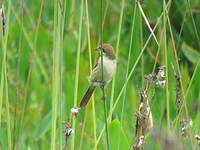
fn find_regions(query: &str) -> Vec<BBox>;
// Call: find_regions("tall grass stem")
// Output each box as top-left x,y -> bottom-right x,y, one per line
71,0 -> 84,149
110,0 -> 125,122
85,0 -> 97,149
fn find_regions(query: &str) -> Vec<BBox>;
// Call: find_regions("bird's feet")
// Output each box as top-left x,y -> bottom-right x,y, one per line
91,80 -> 106,100
92,80 -> 106,87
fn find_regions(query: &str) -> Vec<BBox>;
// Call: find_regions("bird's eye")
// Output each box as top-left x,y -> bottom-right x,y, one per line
96,46 -> 105,52
101,47 -> 105,52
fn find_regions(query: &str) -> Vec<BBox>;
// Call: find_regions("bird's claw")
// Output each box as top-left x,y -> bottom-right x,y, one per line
92,80 -> 105,87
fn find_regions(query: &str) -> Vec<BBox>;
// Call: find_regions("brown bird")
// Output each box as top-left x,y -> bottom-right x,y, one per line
79,44 -> 116,108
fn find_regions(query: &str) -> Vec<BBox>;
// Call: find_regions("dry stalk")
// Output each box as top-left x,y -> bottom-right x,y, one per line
133,89 -> 153,150
171,64 -> 192,138
171,64 -> 183,114
133,76 -> 153,150
133,66 -> 166,150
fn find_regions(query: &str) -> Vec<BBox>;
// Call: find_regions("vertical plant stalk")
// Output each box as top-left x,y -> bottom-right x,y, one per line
164,4 -> 194,147
100,0 -> 110,149
163,1 -> 189,119
163,1 -> 191,125
118,4 -> 137,150
140,14 -> 144,89
151,0 -> 170,74
71,0 -> 84,149
165,10 -> 195,150
68,0 -> 75,30
59,0 -> 66,149
51,0 -> 61,149
186,0 -> 200,49
120,4 -> 137,122
0,4 -> 5,128
185,61 -> 200,100
13,1 -> 26,149
84,0 -> 97,149
171,64 -> 183,115
0,1 -> 12,150
109,0 -> 125,122
13,27 -> 22,150
163,0 -> 170,131
5,68 -> 12,150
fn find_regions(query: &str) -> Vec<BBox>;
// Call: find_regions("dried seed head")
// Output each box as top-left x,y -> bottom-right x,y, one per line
64,128 -> 74,136
135,90 -> 153,137
180,119 -> 192,137
157,66 -> 166,78
63,121 -> 74,137
133,135 -> 145,150
195,135 -> 200,145
155,66 -> 166,88
71,107 -> 80,117
171,64 -> 183,114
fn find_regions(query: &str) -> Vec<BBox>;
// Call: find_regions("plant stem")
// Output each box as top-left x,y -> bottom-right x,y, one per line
71,0 -> 84,149
163,0 -> 170,131
85,0 -> 97,149
51,0 -> 62,149
110,0 -> 125,122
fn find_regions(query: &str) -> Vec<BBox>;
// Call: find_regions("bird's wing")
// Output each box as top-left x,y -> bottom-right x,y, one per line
79,86 -> 96,108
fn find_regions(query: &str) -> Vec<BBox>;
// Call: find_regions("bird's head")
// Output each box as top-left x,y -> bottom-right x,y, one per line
96,44 -> 116,60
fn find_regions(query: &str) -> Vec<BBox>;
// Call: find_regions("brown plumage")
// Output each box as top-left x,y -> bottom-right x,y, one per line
80,86 -> 95,108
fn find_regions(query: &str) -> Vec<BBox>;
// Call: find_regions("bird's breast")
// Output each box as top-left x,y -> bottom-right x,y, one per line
98,56 -> 116,82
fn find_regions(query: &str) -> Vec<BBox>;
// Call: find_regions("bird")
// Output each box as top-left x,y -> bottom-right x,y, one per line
79,44 -> 116,108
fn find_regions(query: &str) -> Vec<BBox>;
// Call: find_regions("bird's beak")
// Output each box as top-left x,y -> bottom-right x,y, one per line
96,47 -> 101,51
96,47 -> 104,53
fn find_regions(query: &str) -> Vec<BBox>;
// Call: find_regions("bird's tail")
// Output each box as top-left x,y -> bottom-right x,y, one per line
79,86 -> 96,108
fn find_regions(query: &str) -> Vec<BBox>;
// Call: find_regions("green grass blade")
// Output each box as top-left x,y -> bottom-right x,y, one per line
71,0 -> 84,149
163,0 -> 170,131
109,0 -> 125,123
51,0 -> 62,149
84,0 -> 97,149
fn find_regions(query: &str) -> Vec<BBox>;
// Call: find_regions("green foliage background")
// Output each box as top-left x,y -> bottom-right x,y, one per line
0,0 -> 200,149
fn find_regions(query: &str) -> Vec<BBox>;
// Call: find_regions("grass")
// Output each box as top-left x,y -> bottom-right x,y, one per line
84,0 -> 97,149
71,0 -> 84,150
0,0 -> 200,150
110,0 -> 125,123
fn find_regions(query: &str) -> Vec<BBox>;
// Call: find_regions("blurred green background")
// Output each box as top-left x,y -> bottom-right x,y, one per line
0,0 -> 200,149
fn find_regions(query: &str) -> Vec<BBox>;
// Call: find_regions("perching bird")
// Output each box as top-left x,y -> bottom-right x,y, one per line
79,44 -> 116,108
